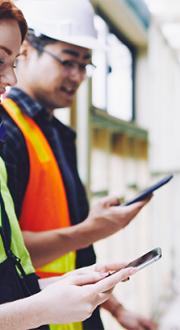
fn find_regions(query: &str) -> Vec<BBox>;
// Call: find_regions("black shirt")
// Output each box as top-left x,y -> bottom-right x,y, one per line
1,87 -> 104,330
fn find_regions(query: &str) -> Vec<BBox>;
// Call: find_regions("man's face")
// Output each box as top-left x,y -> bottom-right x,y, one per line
18,41 -> 91,110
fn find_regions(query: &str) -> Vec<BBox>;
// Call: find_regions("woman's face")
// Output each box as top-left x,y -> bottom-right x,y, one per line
0,18 -> 21,95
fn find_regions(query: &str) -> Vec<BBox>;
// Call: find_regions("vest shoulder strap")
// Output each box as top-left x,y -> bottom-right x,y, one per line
0,192 -> 11,253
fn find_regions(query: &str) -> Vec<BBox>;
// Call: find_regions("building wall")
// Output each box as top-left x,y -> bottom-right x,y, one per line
75,4 -> 170,330
136,20 -> 180,323
55,3 -> 180,328
76,8 -> 180,330
91,139 -> 156,329
137,21 -> 180,172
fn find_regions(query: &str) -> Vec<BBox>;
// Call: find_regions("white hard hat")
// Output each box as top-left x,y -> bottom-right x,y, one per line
17,0 -> 102,49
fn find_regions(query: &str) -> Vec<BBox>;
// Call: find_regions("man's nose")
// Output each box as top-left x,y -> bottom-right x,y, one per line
69,66 -> 86,83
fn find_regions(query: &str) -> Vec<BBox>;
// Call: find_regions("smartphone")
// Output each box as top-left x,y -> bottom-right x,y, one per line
106,248 -> 162,279
124,174 -> 173,206
125,247 -> 162,271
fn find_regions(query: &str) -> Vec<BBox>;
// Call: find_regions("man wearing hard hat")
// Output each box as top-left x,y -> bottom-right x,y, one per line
1,0 -> 156,329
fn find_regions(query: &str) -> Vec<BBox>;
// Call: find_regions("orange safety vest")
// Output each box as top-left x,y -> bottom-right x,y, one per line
2,98 -> 77,277
3,99 -> 83,330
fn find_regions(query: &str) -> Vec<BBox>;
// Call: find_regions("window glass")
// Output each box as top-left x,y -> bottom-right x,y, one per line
92,15 -> 134,121
92,16 -> 108,110
107,34 -> 133,121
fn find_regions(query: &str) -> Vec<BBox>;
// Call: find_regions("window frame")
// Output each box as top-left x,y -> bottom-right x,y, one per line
93,9 -> 137,122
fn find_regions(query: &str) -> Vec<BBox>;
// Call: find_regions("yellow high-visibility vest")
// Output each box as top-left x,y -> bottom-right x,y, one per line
3,98 -> 83,330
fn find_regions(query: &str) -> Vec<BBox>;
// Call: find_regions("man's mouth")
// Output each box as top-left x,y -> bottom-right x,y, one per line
61,86 -> 76,96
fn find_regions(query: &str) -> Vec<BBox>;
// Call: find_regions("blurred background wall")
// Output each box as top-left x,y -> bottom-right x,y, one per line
15,0 -> 180,328
74,1 -> 180,328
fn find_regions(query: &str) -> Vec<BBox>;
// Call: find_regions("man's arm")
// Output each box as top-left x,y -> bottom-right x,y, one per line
102,294 -> 157,330
0,263 -> 136,330
23,196 -> 151,268
1,114 -> 152,268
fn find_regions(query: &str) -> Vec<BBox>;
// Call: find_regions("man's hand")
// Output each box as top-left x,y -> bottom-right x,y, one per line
114,306 -> 157,330
84,195 -> 152,243
102,295 -> 157,330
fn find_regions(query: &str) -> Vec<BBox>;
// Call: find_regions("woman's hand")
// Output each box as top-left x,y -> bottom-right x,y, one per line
38,263 -> 136,325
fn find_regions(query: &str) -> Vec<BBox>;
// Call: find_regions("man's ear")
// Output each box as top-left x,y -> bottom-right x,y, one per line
19,40 -> 35,60
19,40 -> 29,58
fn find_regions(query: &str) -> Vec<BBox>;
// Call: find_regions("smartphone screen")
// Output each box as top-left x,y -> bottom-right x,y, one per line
125,247 -> 162,271
124,174 -> 173,206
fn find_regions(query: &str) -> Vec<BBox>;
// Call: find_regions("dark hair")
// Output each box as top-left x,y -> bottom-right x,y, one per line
26,29 -> 58,55
0,0 -> 28,42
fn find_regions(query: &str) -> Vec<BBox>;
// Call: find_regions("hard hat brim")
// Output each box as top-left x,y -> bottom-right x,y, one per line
17,0 -> 107,50
45,34 -> 106,50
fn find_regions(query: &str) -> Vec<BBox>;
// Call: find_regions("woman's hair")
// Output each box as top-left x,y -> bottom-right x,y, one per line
0,0 -> 28,42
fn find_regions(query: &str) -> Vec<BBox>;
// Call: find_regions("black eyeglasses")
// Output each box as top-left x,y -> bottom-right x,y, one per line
32,44 -> 96,75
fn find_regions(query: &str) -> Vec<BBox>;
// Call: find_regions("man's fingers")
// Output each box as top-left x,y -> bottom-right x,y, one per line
130,194 -> 153,209
93,267 -> 136,293
100,196 -> 121,207
114,195 -> 153,218
140,318 -> 157,330
104,193 -> 152,210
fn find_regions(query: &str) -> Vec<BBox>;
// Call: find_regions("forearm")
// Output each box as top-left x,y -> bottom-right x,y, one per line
0,293 -> 46,330
23,221 -> 95,268
23,197 -> 149,268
